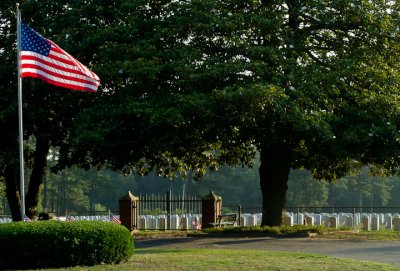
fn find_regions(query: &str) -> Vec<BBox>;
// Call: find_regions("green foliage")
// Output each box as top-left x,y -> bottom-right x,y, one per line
30,163 -> 400,215
0,221 -> 134,269
287,169 -> 329,207
2,0 -> 400,224
45,168 -> 136,213
202,225 -> 329,236
65,0 -> 400,184
287,167 -> 397,208
331,167 -> 395,207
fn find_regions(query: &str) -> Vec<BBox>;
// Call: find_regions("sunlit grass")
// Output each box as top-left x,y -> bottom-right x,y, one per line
30,249 -> 400,271
132,226 -> 400,241
321,228 -> 400,240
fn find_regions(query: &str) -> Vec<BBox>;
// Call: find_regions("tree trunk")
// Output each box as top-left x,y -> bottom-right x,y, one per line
259,144 -> 292,226
4,161 -> 22,221
25,136 -> 50,219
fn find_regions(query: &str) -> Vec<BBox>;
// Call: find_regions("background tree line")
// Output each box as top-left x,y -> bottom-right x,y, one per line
1,159 -> 398,215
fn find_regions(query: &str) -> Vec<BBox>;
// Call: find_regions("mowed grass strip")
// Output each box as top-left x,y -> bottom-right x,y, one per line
320,229 -> 400,241
29,249 -> 400,271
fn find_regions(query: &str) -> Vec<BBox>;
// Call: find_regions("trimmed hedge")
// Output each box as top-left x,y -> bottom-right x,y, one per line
0,220 -> 134,269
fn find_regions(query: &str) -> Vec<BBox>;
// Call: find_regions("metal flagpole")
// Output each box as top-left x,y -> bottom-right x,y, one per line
16,3 -> 26,220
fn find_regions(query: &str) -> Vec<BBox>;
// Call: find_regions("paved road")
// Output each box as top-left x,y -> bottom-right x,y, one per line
135,236 -> 400,267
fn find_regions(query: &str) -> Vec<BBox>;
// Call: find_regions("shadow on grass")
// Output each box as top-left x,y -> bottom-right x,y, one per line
135,237 -> 199,249
135,248 -> 197,255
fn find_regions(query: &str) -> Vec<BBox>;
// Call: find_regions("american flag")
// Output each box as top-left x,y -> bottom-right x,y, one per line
19,22 -> 100,92
109,213 -> 121,224
192,218 -> 201,230
66,215 -> 76,221
23,214 -> 32,222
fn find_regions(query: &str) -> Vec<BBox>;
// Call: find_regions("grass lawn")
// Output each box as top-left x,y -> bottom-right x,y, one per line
30,248 -> 400,271
134,226 -> 400,241
320,229 -> 400,240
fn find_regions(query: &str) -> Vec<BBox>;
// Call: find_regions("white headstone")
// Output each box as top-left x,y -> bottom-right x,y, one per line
140,217 -> 147,230
159,217 -> 167,230
371,215 -> 379,231
393,217 -> 400,231
379,213 -> 384,225
170,215 -> 180,230
322,215 -> 331,227
248,214 -> 257,227
385,214 -> 393,230
241,214 -> 250,227
304,215 -> 314,226
294,213 -> 304,225
344,216 -> 353,228
240,216 -> 246,227
180,217 -> 189,230
362,216 -> 371,231
255,213 -> 263,225
313,214 -> 322,225
329,216 -> 338,229
285,214 -> 293,227
338,213 -> 347,225
354,213 -> 361,226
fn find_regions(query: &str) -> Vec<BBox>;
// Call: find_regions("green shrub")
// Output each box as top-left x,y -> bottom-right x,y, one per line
0,220 -> 134,269
202,225 -> 328,235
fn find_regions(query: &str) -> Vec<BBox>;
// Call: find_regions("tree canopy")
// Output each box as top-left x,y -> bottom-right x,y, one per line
70,0 -> 400,225
2,0 -> 400,225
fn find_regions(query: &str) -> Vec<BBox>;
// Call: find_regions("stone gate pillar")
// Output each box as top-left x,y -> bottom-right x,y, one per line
119,191 -> 139,232
202,191 -> 222,229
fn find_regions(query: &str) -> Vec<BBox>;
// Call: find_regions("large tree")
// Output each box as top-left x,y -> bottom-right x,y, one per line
69,0 -> 400,226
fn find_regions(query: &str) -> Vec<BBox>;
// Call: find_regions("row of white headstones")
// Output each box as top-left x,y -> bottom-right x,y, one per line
0,215 -> 114,223
286,212 -> 400,231
1,212 -> 399,231
135,212 -> 400,230
139,212 -> 400,230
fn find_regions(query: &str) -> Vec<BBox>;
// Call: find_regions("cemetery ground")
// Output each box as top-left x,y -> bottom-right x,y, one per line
20,228 -> 400,271
19,248 -> 400,271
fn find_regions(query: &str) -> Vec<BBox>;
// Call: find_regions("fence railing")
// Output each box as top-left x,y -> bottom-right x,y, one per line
285,206 -> 400,214
223,205 -> 400,216
138,190 -> 202,216
3,206 -> 399,218
136,190 -> 202,230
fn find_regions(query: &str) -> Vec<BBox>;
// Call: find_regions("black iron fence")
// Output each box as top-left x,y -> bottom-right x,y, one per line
223,205 -> 400,215
136,190 -> 202,230
138,190 -> 202,217
285,206 -> 400,214
2,206 -> 400,218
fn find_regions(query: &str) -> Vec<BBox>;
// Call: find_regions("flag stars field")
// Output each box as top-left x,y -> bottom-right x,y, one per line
21,24 -> 51,55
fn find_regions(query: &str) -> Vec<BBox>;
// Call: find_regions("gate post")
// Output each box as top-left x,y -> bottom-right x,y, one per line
166,190 -> 172,230
119,191 -> 139,232
202,191 -> 222,229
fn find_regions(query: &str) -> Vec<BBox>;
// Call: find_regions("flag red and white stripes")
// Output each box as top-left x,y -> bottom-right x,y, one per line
112,215 -> 121,224
23,214 -> 32,222
19,22 -> 100,92
66,215 -> 76,221
109,212 -> 121,224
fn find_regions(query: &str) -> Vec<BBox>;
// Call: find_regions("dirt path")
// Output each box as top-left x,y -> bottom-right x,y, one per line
135,236 -> 400,267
